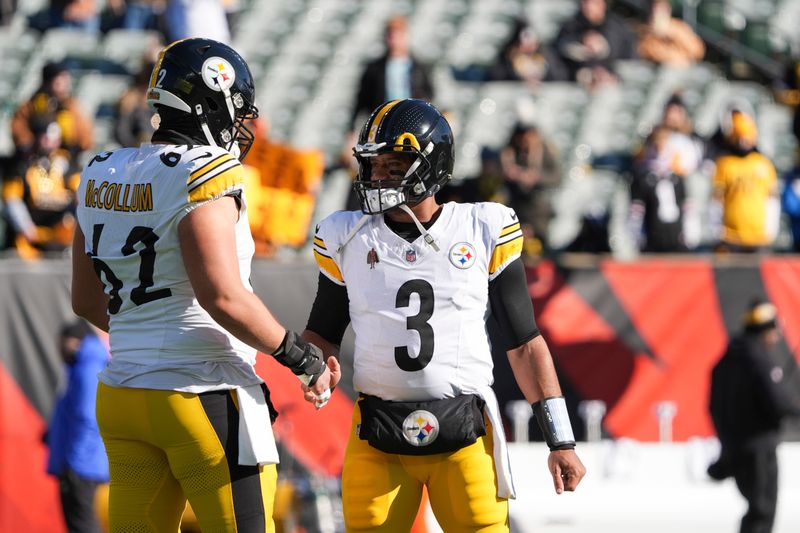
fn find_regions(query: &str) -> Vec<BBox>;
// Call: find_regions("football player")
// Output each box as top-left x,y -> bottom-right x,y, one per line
71,38 -> 339,532
302,99 -> 585,531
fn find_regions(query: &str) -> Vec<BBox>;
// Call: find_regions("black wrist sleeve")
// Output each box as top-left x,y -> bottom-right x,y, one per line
489,257 -> 540,350
305,273 -> 351,347
271,330 -> 326,386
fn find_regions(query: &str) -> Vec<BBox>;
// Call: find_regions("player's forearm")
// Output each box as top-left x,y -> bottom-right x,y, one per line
71,228 -> 110,332
301,329 -> 340,360
507,334 -> 563,404
202,290 -> 286,355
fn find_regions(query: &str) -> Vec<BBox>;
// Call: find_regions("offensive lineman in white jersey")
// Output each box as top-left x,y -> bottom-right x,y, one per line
71,38 -> 338,532
302,99 -> 585,532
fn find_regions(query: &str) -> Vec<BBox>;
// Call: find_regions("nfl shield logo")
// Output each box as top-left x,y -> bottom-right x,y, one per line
405,248 -> 417,263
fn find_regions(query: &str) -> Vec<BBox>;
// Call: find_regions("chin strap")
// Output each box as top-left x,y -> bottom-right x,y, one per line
398,204 -> 439,251
337,214 -> 371,254
336,205 -> 440,255
196,104 -> 218,148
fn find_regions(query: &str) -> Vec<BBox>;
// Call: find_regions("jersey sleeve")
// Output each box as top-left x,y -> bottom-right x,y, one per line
712,156 -> 731,193
184,148 -> 245,207
312,216 -> 345,286
486,204 -> 524,280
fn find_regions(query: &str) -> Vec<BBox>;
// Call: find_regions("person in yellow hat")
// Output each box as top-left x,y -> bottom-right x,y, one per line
711,111 -> 779,252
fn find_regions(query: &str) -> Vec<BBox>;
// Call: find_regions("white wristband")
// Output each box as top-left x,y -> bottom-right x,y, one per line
533,396 -> 576,450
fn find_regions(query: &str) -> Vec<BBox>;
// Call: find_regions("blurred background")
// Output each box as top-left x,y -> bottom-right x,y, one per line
2,0 -> 800,532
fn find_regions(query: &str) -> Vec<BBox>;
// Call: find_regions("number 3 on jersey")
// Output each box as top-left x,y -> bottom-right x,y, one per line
395,279 -> 435,371
89,224 -> 172,314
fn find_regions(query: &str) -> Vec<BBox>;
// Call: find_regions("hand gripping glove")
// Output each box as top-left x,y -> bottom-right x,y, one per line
271,330 -> 326,387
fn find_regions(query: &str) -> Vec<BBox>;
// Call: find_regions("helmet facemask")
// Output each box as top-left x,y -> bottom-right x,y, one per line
225,92 -> 258,160
353,140 -> 436,215
195,88 -> 258,160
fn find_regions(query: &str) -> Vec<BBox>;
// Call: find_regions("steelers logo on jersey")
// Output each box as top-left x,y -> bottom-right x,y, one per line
449,242 -> 477,269
402,410 -> 439,447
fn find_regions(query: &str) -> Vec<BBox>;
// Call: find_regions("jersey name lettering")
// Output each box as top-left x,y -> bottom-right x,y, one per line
84,179 -> 154,212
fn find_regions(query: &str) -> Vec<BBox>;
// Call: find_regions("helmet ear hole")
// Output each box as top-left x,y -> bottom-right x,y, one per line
205,97 -> 219,111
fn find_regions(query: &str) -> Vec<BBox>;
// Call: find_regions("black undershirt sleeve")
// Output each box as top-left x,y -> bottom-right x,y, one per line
489,257 -> 540,350
305,273 -> 351,347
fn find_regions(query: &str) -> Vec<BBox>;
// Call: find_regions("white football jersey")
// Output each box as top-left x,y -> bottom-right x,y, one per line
75,144 -> 260,392
313,202 -> 523,401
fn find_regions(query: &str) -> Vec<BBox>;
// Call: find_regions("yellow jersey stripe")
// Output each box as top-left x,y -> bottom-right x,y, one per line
499,222 -> 521,238
313,249 -> 344,283
188,159 -> 239,192
187,166 -> 243,203
367,100 -> 401,143
188,154 -> 233,185
313,237 -> 326,250
489,235 -> 523,274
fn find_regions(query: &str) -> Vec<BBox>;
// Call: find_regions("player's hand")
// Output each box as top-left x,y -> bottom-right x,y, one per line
548,449 -> 586,494
302,357 -> 341,410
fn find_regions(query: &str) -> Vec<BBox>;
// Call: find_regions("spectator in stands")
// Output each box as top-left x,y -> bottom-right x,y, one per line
780,157 -> 800,252
114,62 -> 156,147
708,299 -> 800,533
656,93 -> 708,248
350,15 -> 434,129
108,0 -> 163,30
660,93 -> 706,156
164,0 -> 231,43
711,110 -> 779,253
11,62 -> 94,158
47,319 -> 109,533
439,147 -> 508,207
774,60 -> 800,144
0,0 -> 16,25
706,98 -> 757,162
500,123 -> 561,257
49,0 -> 100,31
638,0 -> 705,67
555,0 -> 637,90
489,18 -> 568,85
628,125 -> 691,252
2,115 -> 80,259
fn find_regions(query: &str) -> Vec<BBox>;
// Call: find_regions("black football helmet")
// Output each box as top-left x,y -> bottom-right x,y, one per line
353,99 -> 454,214
146,38 -> 258,159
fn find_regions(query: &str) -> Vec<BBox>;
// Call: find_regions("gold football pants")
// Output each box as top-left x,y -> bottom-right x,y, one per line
96,383 -> 276,533
342,401 -> 509,532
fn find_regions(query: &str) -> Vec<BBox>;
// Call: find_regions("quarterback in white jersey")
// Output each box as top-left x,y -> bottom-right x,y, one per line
314,201 -> 521,402
71,38 -> 338,533
302,99 -> 585,532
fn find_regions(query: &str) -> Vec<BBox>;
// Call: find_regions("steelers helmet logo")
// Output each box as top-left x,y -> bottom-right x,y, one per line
402,410 -> 439,447
201,57 -> 236,92
449,242 -> 477,269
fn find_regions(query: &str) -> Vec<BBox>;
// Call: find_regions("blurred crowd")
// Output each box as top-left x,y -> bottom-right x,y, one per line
2,0 -> 800,262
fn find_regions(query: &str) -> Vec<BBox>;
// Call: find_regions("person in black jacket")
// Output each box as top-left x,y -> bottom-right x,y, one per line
709,299 -> 800,533
555,0 -> 637,89
350,15 -> 434,129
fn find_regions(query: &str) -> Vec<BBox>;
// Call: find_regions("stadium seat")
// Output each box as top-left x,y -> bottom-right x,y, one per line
101,29 -> 162,73
697,0 -> 728,34
40,28 -> 99,61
